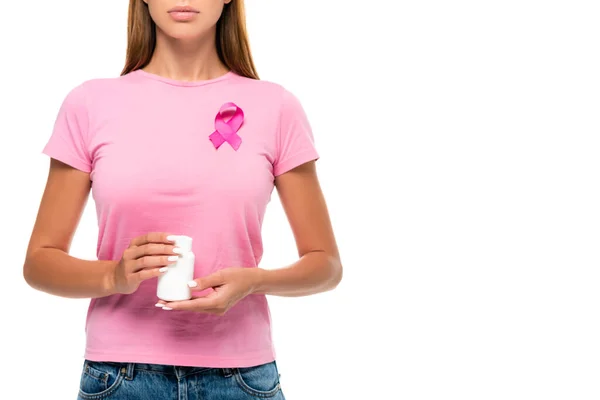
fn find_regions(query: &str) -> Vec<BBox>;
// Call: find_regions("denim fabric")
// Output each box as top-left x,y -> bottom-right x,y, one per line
77,359 -> 285,400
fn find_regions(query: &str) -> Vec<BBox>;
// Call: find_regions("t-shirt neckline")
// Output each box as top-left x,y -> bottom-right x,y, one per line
133,68 -> 234,87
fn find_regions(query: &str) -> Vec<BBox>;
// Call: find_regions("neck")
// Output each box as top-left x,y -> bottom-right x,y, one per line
143,29 -> 229,81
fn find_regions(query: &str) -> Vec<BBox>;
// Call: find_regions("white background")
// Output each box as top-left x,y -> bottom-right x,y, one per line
1,0 -> 599,399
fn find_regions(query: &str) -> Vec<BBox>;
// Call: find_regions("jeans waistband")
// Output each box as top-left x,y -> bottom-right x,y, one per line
91,360 -> 232,380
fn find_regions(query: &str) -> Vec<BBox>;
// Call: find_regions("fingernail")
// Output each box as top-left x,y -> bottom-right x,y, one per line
167,256 -> 179,262
167,235 -> 177,241
187,281 -> 198,288
159,267 -> 169,273
155,303 -> 163,307
173,247 -> 183,254
162,307 -> 173,311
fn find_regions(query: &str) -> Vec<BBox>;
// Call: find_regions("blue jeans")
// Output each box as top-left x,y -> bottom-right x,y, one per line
77,359 -> 285,399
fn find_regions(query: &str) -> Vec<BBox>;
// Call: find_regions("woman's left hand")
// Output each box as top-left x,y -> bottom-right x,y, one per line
156,267 -> 260,315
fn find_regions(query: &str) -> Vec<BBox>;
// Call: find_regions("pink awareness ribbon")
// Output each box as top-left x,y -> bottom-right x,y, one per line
208,102 -> 244,150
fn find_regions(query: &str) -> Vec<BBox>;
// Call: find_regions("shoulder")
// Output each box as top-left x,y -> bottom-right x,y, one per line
229,74 -> 304,110
60,74 -> 132,100
57,73 -> 141,112
80,73 -> 139,94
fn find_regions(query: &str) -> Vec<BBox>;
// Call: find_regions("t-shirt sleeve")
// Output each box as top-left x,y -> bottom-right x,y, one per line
272,88 -> 320,177
42,84 -> 92,173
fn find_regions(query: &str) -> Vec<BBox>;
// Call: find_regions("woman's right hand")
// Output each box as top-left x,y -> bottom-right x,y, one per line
111,232 -> 179,295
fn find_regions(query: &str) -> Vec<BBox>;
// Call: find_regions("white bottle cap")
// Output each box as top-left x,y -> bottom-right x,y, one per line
173,235 -> 193,252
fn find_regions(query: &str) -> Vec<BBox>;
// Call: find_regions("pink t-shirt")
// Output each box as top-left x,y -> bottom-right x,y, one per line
42,69 -> 319,367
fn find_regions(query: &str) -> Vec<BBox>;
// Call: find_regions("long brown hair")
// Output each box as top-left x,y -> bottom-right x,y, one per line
121,0 -> 258,79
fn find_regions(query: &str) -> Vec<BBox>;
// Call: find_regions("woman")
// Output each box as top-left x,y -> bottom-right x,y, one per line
23,1 -> 342,399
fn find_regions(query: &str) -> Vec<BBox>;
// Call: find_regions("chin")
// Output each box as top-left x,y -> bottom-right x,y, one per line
156,22 -> 208,41
169,33 -> 204,41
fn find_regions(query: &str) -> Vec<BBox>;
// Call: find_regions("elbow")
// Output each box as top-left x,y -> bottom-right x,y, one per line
325,255 -> 343,291
23,259 -> 35,288
23,249 -> 42,290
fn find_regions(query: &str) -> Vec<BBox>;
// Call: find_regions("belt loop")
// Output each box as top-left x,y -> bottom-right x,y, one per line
222,368 -> 233,378
124,363 -> 135,380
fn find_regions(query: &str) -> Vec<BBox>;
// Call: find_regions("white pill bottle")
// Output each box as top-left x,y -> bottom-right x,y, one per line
157,235 -> 195,301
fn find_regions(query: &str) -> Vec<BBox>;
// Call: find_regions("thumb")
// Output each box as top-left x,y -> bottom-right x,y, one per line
188,271 -> 224,291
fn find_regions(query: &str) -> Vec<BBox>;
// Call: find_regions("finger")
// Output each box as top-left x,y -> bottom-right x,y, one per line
190,287 -> 216,298
188,271 -> 225,291
130,255 -> 178,272
162,294 -> 220,311
133,267 -> 167,285
155,300 -> 167,308
128,243 -> 178,259
129,232 -> 176,247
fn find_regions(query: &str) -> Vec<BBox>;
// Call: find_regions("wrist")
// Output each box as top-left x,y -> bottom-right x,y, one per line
249,267 -> 269,295
102,261 -> 119,296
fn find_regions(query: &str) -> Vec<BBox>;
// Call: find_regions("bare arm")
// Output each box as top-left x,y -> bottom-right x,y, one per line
23,159 -> 119,298
24,159 -> 180,299
253,161 -> 343,297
